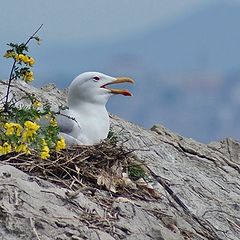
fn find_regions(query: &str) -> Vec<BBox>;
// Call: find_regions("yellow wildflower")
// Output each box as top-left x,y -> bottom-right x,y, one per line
4,123 -> 14,135
0,142 -> 11,155
12,53 -> 35,66
42,138 -> 47,146
3,50 -> 16,59
22,120 -> 40,141
23,55 -> 30,64
15,144 -> 31,154
32,99 -> 42,108
15,54 -> 20,61
20,70 -> 34,82
16,125 -> 23,136
50,118 -> 58,127
41,151 -> 50,159
4,122 -> 23,136
41,145 -> 50,159
22,132 -> 29,141
24,120 -> 40,132
27,57 -> 35,66
56,137 -> 66,151
14,53 -> 27,63
44,112 -> 52,120
19,54 -> 26,62
24,71 -> 34,82
40,139 -> 50,159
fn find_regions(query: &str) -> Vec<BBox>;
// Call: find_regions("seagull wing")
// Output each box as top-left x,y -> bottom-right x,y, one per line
59,132 -> 83,145
56,110 -> 84,145
39,108 -> 77,135
39,107 -> 83,145
56,113 -> 75,134
56,109 -> 82,135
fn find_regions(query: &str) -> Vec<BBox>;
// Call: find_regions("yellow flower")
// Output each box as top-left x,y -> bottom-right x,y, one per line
42,145 -> 49,152
20,70 -> 34,82
44,113 -> 51,120
14,54 -> 35,66
0,142 -> 11,155
3,50 -> 16,59
32,99 -> 42,108
27,57 -> 35,66
56,137 -> 66,151
24,55 -> 30,64
22,132 -> 31,141
42,138 -> 47,146
40,139 -> 50,159
4,123 -> 14,135
41,151 -> 50,159
50,118 -> 58,127
16,125 -> 23,136
41,145 -> 50,159
15,54 -> 20,61
4,122 -> 23,136
25,71 -> 34,82
15,144 -> 31,154
17,54 -> 26,62
22,121 -> 40,141
24,120 -> 40,132
15,54 -> 28,62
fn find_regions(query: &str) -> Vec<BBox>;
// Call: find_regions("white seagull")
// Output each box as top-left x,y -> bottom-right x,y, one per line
57,72 -> 134,145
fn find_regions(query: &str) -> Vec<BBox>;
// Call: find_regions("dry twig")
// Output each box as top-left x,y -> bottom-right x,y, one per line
1,139 -> 158,201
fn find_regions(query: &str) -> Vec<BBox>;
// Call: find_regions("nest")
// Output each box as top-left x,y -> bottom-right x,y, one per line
1,139 -> 159,200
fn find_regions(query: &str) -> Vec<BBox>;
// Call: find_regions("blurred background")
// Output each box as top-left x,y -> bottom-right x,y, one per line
1,0 -> 240,143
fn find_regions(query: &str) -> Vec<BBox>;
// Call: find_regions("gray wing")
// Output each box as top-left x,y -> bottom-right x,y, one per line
56,111 -> 83,145
38,111 -> 76,134
39,108 -> 83,145
56,113 -> 76,134
58,132 -> 83,146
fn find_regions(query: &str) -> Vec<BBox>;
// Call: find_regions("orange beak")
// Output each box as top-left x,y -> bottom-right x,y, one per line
101,77 -> 135,96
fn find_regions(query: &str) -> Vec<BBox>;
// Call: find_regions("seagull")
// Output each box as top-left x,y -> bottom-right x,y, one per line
57,72 -> 134,145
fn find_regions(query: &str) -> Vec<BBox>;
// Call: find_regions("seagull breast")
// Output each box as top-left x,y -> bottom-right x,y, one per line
58,72 -> 134,145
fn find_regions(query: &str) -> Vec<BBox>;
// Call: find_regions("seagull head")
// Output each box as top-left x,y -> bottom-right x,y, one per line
68,72 -> 134,106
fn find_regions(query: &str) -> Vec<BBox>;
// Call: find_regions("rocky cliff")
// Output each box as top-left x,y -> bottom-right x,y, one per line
0,80 -> 239,240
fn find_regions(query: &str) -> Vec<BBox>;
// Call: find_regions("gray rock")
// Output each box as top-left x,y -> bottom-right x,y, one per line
0,80 -> 239,239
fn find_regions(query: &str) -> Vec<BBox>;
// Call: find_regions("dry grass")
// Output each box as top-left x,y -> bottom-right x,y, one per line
0,139 -> 157,200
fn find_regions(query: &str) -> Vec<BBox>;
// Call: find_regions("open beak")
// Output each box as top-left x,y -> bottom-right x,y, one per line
101,77 -> 135,96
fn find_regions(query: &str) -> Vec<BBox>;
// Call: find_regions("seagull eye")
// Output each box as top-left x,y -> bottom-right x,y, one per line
93,76 -> 100,81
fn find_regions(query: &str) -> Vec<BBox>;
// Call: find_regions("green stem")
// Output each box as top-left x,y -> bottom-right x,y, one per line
3,24 -> 43,112
3,59 -> 17,112
24,24 -> 43,46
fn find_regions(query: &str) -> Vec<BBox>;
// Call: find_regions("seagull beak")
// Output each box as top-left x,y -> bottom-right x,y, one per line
101,77 -> 135,96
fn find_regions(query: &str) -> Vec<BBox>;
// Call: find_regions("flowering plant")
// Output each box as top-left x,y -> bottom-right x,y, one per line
0,25 -> 66,159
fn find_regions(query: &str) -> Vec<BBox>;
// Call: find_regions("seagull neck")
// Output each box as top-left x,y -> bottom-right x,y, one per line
69,101 -> 107,116
68,101 -> 109,144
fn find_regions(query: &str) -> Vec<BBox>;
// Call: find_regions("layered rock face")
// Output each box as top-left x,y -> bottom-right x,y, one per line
0,80 -> 239,240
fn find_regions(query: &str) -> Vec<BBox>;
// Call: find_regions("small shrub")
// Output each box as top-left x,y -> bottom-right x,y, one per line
0,25 -> 66,159
128,163 -> 147,180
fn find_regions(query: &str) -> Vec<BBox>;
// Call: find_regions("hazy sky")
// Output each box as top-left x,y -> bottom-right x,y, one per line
1,0 -> 239,80
0,0 -> 212,45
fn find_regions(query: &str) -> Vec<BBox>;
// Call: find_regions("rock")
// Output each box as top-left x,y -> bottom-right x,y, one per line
0,79 -> 67,108
0,80 -> 239,240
